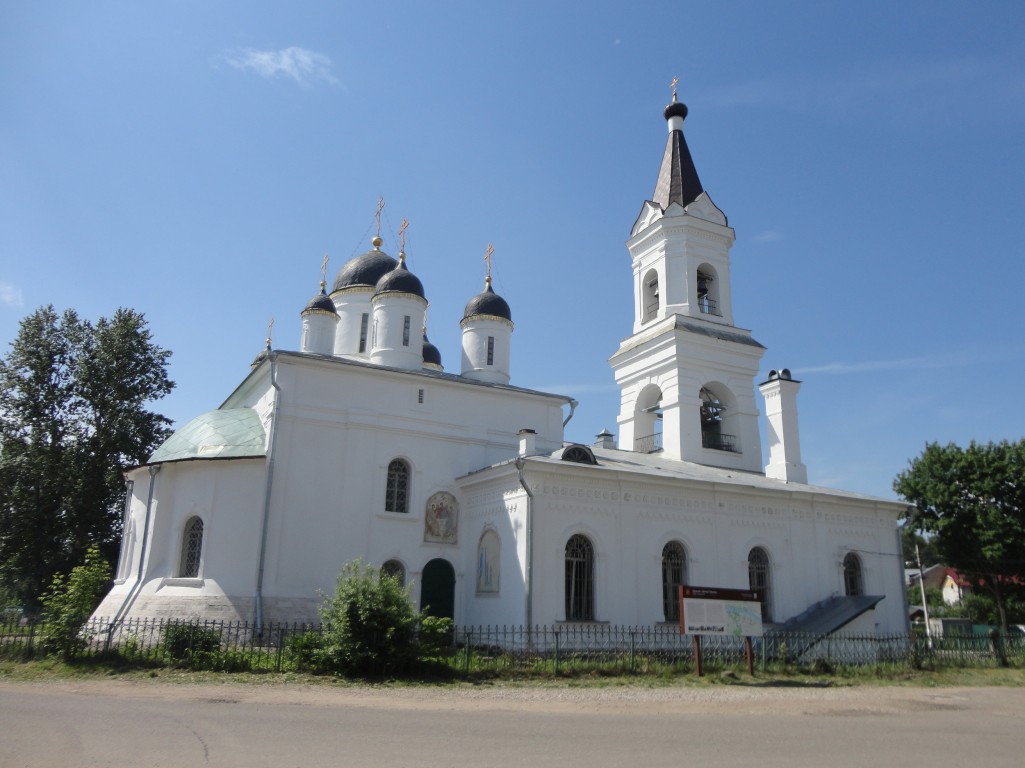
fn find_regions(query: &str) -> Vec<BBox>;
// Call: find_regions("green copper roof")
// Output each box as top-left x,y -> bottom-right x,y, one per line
149,408 -> 266,463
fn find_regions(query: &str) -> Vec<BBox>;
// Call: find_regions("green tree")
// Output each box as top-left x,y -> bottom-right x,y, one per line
894,440 -> 1025,631
39,545 -> 111,658
319,560 -> 453,677
0,306 -> 173,607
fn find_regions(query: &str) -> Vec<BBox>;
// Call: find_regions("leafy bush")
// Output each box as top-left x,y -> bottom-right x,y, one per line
39,546 -> 111,659
319,559 -> 453,677
161,622 -> 221,661
283,630 -> 328,673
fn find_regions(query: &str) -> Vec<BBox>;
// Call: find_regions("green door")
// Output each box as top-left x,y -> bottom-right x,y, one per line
420,558 -> 455,620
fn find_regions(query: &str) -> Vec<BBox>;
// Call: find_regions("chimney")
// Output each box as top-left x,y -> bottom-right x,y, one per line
595,428 -> 616,450
758,368 -> 808,484
518,428 -> 537,457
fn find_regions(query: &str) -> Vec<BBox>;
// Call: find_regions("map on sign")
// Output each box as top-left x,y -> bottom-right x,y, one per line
680,586 -> 764,637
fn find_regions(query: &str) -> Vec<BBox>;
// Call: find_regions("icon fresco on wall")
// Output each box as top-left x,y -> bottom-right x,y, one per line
477,529 -> 500,594
424,491 -> 458,544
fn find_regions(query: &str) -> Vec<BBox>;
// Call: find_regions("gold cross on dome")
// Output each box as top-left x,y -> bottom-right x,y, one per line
374,195 -> 385,238
398,218 -> 409,252
266,316 -> 275,349
484,242 -> 494,280
320,254 -> 329,286
669,76 -> 679,100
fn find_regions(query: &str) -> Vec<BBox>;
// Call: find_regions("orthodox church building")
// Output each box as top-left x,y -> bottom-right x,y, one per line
94,91 -> 909,636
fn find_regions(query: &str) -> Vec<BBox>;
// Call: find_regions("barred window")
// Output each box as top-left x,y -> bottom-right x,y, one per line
565,534 -> 594,621
179,516 -> 204,578
381,559 -> 406,587
843,552 -> 864,597
661,541 -> 688,622
402,315 -> 411,347
385,459 -> 410,514
748,546 -> 771,622
486,335 -> 494,366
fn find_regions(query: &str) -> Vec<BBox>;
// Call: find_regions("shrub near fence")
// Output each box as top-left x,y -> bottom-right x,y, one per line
2,617 -> 1024,675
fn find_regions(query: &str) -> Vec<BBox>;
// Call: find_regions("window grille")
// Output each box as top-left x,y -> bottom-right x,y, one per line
843,553 -> 864,596
359,313 -> 369,353
661,541 -> 687,621
179,517 -> 204,578
402,316 -> 410,347
486,335 -> 495,365
385,459 -> 410,513
565,534 -> 595,620
381,559 -> 406,587
748,547 -> 771,622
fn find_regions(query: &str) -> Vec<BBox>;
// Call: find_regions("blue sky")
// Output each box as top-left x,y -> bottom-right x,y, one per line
2,1 -> 1024,500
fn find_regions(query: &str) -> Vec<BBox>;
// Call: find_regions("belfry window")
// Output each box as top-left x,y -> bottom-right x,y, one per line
385,459 -> 410,514
843,553 -> 864,597
700,387 -> 738,453
178,516 -> 204,578
642,269 -> 659,323
696,268 -> 720,316
748,547 -> 772,622
565,534 -> 595,620
359,313 -> 369,353
661,541 -> 687,622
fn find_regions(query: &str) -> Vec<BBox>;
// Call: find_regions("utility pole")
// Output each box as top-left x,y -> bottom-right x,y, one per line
915,541 -> 933,649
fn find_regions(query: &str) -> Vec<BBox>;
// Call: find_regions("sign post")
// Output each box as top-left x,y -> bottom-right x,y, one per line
679,585 -> 763,677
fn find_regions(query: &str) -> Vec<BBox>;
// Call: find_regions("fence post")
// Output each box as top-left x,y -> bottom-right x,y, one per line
275,624 -> 284,673
463,629 -> 472,675
554,631 -> 560,676
630,631 -> 636,674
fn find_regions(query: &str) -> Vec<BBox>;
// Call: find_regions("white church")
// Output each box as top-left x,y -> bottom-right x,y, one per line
94,90 -> 909,636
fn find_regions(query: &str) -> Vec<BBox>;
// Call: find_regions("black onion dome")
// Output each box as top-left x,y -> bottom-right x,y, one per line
374,261 -> 425,299
463,281 -> 511,322
332,249 -> 399,292
422,333 -> 442,367
303,291 -> 337,315
664,99 -> 688,121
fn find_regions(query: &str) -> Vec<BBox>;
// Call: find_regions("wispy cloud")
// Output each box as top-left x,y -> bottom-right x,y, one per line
800,352 -> 997,376
0,282 -> 23,308
223,47 -> 339,88
751,229 -> 782,243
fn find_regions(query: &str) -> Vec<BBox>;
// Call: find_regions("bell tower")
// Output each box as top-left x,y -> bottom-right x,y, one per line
610,83 -> 765,472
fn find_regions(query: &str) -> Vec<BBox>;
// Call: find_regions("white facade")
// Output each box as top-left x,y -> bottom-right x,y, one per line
94,95 -> 908,636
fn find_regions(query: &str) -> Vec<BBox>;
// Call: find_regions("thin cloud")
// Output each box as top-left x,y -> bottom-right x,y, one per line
751,229 -> 783,243
224,47 -> 339,87
0,282 -> 23,308
800,353 -> 987,376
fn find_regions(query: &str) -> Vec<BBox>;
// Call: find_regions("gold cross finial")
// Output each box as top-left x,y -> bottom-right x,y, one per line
320,254 -> 329,289
265,317 -> 275,350
670,76 -> 679,101
374,195 -> 385,239
484,242 -> 494,281
398,218 -> 409,253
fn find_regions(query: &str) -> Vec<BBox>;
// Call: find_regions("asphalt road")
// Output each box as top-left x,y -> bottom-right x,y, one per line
1,680 -> 1023,767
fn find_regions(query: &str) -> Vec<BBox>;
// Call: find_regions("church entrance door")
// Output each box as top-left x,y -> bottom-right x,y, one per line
420,558 -> 455,620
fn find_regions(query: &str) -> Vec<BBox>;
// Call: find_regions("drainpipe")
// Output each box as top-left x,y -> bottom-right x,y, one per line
107,463 -> 161,639
254,354 -> 282,632
562,399 -> 578,428
514,456 -> 535,632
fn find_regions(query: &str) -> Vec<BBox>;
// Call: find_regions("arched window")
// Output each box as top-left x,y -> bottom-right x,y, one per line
748,547 -> 772,622
700,386 -> 739,453
565,534 -> 595,621
661,541 -> 688,622
634,383 -> 663,454
696,265 -> 720,316
385,459 -> 410,513
179,517 -> 204,578
477,530 -> 501,594
642,269 -> 659,323
381,559 -> 405,587
843,552 -> 864,597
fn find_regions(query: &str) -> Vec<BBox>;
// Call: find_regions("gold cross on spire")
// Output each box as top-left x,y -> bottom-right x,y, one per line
374,195 -> 385,239
265,317 -> 275,350
669,76 -> 679,101
398,218 -> 409,253
484,242 -> 494,281
320,254 -> 329,289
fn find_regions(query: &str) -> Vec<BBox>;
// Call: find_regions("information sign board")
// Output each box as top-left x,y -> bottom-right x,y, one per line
679,585 -> 764,638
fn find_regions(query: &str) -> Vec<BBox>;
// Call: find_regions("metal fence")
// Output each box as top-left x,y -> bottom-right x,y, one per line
2,617 -> 1023,675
